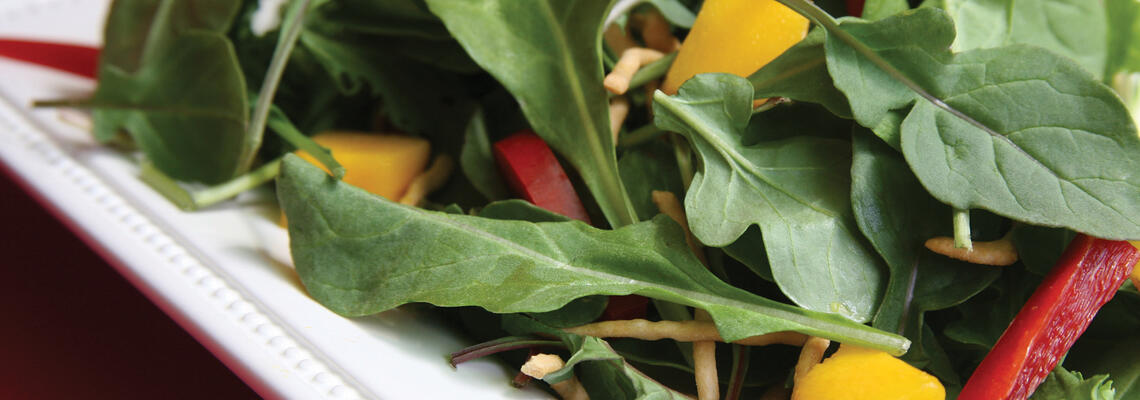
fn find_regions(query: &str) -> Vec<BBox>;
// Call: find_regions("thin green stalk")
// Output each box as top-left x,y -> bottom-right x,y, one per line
618,123 -> 666,148
725,344 -> 750,400
140,158 -> 282,211
670,133 -> 694,189
953,208 -> 973,250
775,0 -> 1003,139
627,51 -> 677,90
239,0 -> 312,173
266,107 -> 344,178
32,98 -> 93,108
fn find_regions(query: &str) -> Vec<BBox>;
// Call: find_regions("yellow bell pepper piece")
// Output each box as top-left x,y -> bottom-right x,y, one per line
792,344 -> 945,400
662,0 -> 810,94
296,132 -> 431,200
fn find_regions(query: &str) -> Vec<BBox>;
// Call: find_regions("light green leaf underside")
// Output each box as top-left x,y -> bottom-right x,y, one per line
930,0 -> 1107,79
827,8 -> 1140,240
277,155 -> 909,354
653,74 -> 885,323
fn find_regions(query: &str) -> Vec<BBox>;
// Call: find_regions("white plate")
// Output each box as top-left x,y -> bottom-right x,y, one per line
0,1 -> 548,399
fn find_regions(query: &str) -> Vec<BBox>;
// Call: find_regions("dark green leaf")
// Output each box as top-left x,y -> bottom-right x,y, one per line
862,0 -> 908,20
460,108 -> 510,201
929,0 -> 1107,78
617,140 -> 684,221
1106,0 -> 1140,77
653,74 -> 885,322
826,8 -> 1140,241
1010,225 -> 1076,275
278,155 -> 910,354
852,130 -> 998,332
92,0 -> 248,183
424,0 -> 639,228
646,0 -> 697,28
748,29 -> 853,118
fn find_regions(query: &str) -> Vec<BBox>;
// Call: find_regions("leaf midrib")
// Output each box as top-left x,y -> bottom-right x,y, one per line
290,179 -> 897,347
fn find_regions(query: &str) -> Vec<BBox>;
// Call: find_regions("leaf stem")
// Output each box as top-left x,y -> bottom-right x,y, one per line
617,123 -> 666,148
239,0 -> 312,174
724,344 -> 750,400
447,336 -> 563,367
266,107 -> 344,178
627,51 -> 677,90
31,98 -> 94,108
774,0 -> 1002,138
670,133 -> 694,189
140,158 -> 282,211
953,208 -> 973,250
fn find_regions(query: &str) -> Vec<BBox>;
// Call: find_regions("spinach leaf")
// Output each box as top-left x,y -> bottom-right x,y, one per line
747,29 -> 853,118
653,74 -> 885,323
92,0 -> 248,184
851,130 -> 998,382
277,155 -> 910,354
424,0 -> 640,228
823,7 -> 1140,241
1030,366 -> 1117,400
928,0 -> 1107,79
851,131 -> 998,332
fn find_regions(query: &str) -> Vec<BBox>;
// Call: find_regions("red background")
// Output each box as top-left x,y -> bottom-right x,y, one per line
0,171 -> 259,399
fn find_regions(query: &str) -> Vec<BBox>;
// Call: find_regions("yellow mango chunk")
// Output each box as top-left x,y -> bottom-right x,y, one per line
792,345 -> 945,400
662,0 -> 809,94
296,132 -> 431,200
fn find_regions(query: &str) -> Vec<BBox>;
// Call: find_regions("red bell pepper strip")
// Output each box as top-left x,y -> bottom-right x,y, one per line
0,39 -> 100,79
845,0 -> 864,17
494,132 -> 650,319
958,234 -> 1140,400
493,131 -> 592,224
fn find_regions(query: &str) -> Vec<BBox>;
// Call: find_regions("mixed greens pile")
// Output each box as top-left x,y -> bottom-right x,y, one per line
85,0 -> 1140,398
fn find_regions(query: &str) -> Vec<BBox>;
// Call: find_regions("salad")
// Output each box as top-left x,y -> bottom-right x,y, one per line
23,0 -> 1140,398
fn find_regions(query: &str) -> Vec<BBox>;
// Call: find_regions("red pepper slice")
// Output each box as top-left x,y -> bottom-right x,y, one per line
959,234 -> 1140,400
493,131 -> 592,224
0,39 -> 100,79
845,0 -> 865,17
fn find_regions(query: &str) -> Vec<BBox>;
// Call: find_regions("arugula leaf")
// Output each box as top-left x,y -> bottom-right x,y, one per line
1107,0 -> 1140,77
460,108 -> 510,201
645,0 -> 697,28
503,315 -> 692,398
277,155 -> 910,354
653,74 -> 885,323
929,0 -> 1107,78
617,140 -> 684,221
861,0 -> 908,20
823,7 -> 1140,241
92,0 -> 248,184
1030,366 -> 1117,400
562,337 -> 692,398
747,29 -> 853,118
424,0 -> 639,228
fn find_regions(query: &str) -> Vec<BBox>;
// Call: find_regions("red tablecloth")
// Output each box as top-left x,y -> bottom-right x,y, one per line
0,171 -> 259,399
